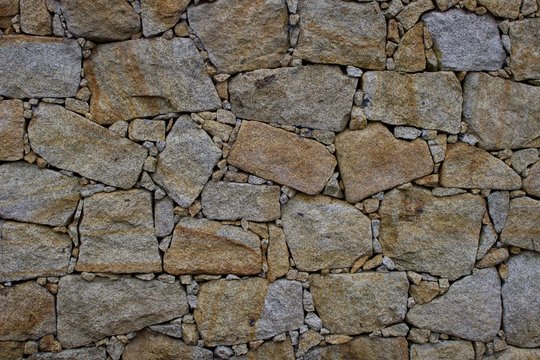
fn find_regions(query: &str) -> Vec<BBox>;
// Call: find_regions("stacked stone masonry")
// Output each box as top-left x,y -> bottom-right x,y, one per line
0,0 -> 539,359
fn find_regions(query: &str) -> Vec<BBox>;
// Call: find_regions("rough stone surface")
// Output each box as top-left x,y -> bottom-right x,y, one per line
141,0 -> 190,37
28,348 -> 107,360
509,19 -> 540,81
440,143 -> 521,190
236,338 -> 294,360
0,282 -> 56,341
500,197 -> 540,252
477,0 -> 520,19
57,275 -> 189,348
488,191 -> 509,233
20,0 -> 52,35
228,121 -> 336,195
310,273 -> 409,335
379,187 -> 484,280
0,162 -> 80,226
394,23 -> 426,73
523,161 -> 540,197
154,196 -> 175,238
463,72 -> 540,150
0,36 -> 81,98
422,9 -> 505,71
267,225 -> 290,282
29,104 -> 147,189
0,0 -> 19,28
493,346 -> 540,360
281,194 -> 372,271
230,65 -> 357,132
407,268 -> 501,342
0,99 -> 24,161
152,116 -> 221,207
0,341 -> 24,360
187,0 -> 289,74
396,0 -> 435,30
305,337 -> 408,360
410,341 -> 475,360
164,217 -> 262,275
201,182 -> 281,222
85,38 -> 221,124
0,221 -> 72,282
362,72 -> 462,134
336,124 -> 433,203
60,0 -> 141,42
77,190 -> 161,273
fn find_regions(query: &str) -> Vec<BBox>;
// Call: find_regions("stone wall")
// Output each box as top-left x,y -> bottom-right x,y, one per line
0,0 -> 539,359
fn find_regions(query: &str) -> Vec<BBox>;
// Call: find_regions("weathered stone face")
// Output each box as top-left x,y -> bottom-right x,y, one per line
294,0 -> 386,69
523,162 -> 540,197
187,0 -> 289,74
0,100 -> 24,161
28,347 -> 107,360
0,36 -> 81,98
0,341 -> 25,360
20,0 -> 52,35
239,338 -> 295,360
123,330 -> 212,360
140,0 -> 190,37
85,38 -> 221,124
410,341 -> 475,360
394,23 -> 426,73
493,347 -> 540,360
477,0 -> 521,19
230,65 -> 357,132
305,337 -> 409,360
509,19 -> 540,81
266,225 -> 290,282
0,0 -> 19,28
500,197 -> 540,252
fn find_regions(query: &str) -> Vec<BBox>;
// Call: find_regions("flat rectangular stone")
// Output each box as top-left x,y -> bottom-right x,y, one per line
0,221 -> 72,282
0,35 -> 81,98
228,121 -> 336,195
509,19 -> 540,81
201,182 -> 280,222
28,347 -> 106,360
29,104 -> 148,189
500,197 -> 540,252
306,337 -> 409,360
230,65 -> 357,132
0,100 -> 24,161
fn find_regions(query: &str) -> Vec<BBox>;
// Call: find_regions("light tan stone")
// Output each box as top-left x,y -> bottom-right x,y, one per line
410,281 -> 440,305
509,19 -> 540,81
141,0 -> 190,37
410,341 -> 475,360
267,225 -> 290,282
0,341 -> 24,360
523,161 -> 540,197
494,346 -> 540,360
128,119 -> 165,142
240,338 -> 294,360
500,197 -> 540,252
477,0 -> 520,18
20,0 -> 52,35
394,23 -> 426,72
396,0 -> 435,30
123,330 -> 212,360
0,100 -> 24,161
0,0 -> 19,28
476,247 -> 509,268
304,336 -> 409,360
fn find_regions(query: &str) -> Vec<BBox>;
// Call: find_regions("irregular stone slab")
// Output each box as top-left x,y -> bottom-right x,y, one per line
511,148 -> 539,174
335,124 -> 433,203
77,190 -> 161,273
29,104 -> 147,189
488,191 -> 510,233
282,194 -> 372,271
394,23 -> 426,73
494,346 -> 540,360
28,348 -> 106,360
523,162 -> 540,197
310,273 -> 409,335
502,252 -> 540,347
396,0 -> 435,30
141,0 -> 190,37
230,65 -> 357,132
463,72 -> 540,150
0,36 -> 81,98
509,19 -> 540,81
0,282 -> 56,341
500,197 -> 540,252
152,116 -> 221,207
201,182 -> 280,222
187,0 -> 288,74
0,162 -> 80,226
0,341 -> 24,360
237,338 -> 294,360
57,275 -> 189,348
422,9 -> 505,71
410,341 -> 474,360
362,71 -> 462,134
407,268 -> 501,342
294,0 -> 385,69
379,187 -> 484,280
60,0 -> 141,42
0,0 -> 18,28
0,221 -> 72,282
267,225 -> 290,282
440,143 -> 521,190
195,278 -> 303,346
85,38 -> 221,124
164,218 -> 261,275
305,337 -> 408,360
477,0 -> 520,19
228,121 -> 336,195
20,0 -> 52,35
154,196 -> 175,238
0,100 -> 24,161
123,330 -> 212,360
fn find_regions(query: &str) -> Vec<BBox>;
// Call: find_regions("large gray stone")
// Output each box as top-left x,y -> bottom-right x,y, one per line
407,268 -> 501,342
85,38 -> 221,124
422,9 -> 505,71
488,191 -> 510,233
509,19 -> 540,81
29,104 -> 147,189
410,341 -> 475,360
362,71 -> 462,134
500,197 -> 540,252
152,116 -> 221,207
0,36 -> 81,98
28,348 -> 106,360
230,65 -> 357,132
305,337 -> 409,360
282,194 -> 372,272
57,275 -> 189,348
0,162 -> 80,226
463,72 -> 540,150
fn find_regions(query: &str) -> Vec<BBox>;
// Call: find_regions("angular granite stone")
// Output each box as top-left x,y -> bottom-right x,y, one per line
500,197 -> 540,252
57,275 -> 189,348
335,124 -> 433,203
310,273 -> 409,335
488,191 -> 510,233
509,19 -> 540,81
0,162 -> 80,226
20,0 -> 52,35
267,225 -> 290,282
141,0 -> 190,37
305,337 -> 408,360
410,341 -> 475,360
463,72 -> 540,150
362,72 -> 462,134
152,116 -> 221,207
85,38 -> 221,124
0,99 -> 24,161
154,196 -> 175,238
0,341 -> 24,360
188,0 -> 289,74
394,23 -> 426,73
0,36 -> 81,98
237,338 -> 294,360
28,348 -> 107,360
164,218 -> 262,275
396,0 -> 435,30
493,346 -> 540,360
29,104 -> 147,189
0,0 -> 19,28
477,0 -> 520,19
379,187 -> 485,280
228,121 -> 336,195
201,182 -> 281,222
230,65 -> 357,132
123,330 -> 212,360
294,0 -> 386,69
523,161 -> 540,197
